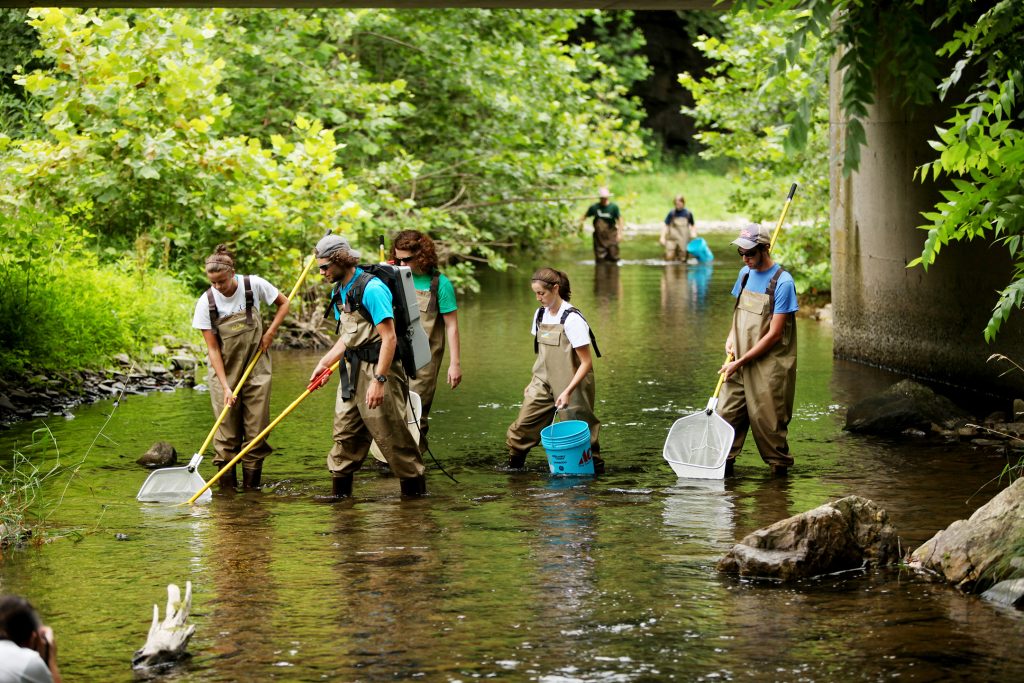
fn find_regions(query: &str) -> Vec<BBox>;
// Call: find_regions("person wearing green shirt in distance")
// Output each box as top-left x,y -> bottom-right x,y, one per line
579,187 -> 623,262
389,230 -> 463,450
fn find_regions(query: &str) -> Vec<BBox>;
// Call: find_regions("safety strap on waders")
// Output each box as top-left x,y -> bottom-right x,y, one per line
339,340 -> 383,401
532,306 -> 602,358
207,275 -> 254,340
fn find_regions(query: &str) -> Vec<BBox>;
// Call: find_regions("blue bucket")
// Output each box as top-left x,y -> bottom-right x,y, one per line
541,419 -> 595,475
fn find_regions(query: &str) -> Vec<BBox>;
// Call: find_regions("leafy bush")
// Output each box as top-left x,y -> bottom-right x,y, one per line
0,204 -> 193,377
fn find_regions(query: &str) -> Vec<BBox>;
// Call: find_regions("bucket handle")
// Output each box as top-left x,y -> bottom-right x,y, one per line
550,406 -> 571,426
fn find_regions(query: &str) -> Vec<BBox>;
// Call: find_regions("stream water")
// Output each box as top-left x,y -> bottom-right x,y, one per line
1,234 -> 1021,682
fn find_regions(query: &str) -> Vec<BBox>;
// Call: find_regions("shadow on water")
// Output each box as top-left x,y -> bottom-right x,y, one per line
1,234 -> 1021,681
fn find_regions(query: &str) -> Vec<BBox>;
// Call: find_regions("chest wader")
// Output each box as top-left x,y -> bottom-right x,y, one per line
592,217 -> 620,262
715,268 -> 797,468
506,309 -> 602,470
206,277 -> 272,489
408,275 -> 444,449
665,217 -> 689,261
326,305 -> 426,496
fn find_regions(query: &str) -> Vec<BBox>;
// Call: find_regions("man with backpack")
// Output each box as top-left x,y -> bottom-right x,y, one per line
309,234 -> 427,498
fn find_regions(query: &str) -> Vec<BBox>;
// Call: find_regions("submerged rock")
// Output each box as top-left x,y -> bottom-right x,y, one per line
717,495 -> 900,581
844,379 -> 971,435
908,477 -> 1024,592
137,441 -> 177,469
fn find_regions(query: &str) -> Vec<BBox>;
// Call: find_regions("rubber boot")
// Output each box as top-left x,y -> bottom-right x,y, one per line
591,448 -> 605,475
770,464 -> 789,478
507,450 -> 527,469
331,474 -> 353,498
217,465 -> 238,491
724,459 -> 735,477
399,475 -> 427,497
242,463 -> 262,490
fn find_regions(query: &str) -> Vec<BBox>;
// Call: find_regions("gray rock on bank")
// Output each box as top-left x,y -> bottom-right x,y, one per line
909,477 -> 1024,592
844,379 -> 971,435
717,495 -> 900,581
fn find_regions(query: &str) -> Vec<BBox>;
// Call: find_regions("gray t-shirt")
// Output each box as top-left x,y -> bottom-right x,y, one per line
0,640 -> 53,683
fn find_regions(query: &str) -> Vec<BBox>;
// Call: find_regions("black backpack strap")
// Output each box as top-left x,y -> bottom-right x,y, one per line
339,340 -> 383,401
243,275 -> 254,325
428,272 -> 440,314
532,307 -> 545,354
346,272 -> 376,326
323,283 -> 342,334
766,266 -> 786,314
734,271 -> 751,309
206,288 -> 219,334
559,306 -> 602,358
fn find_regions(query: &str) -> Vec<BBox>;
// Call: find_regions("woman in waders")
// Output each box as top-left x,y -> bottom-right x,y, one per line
506,268 -> 604,473
389,230 -> 463,448
192,245 -> 290,490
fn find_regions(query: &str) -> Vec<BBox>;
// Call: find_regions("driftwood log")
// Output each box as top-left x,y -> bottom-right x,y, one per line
131,582 -> 196,670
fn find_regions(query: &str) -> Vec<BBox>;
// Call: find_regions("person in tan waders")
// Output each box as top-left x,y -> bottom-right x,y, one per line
311,234 -> 427,498
660,194 -> 697,262
192,244 -> 290,491
717,223 -> 798,476
506,267 -> 604,473
389,230 -> 463,450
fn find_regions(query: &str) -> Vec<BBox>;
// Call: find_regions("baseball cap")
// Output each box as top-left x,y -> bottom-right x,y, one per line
315,234 -> 361,260
731,223 -> 772,250
598,187 -> 611,198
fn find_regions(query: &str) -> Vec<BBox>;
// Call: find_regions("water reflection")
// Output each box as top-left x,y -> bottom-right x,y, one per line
661,479 -> 734,557
687,263 -> 714,310
592,261 -> 621,303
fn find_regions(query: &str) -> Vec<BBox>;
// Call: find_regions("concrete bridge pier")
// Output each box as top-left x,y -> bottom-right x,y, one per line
829,72 -> 1024,394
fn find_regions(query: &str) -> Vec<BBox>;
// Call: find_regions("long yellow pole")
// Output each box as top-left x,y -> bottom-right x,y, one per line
194,253 -> 320,458
185,360 -> 341,505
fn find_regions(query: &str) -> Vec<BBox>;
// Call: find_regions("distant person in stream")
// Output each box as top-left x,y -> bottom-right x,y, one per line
506,267 -> 604,473
192,244 -> 290,492
660,194 -> 697,262
389,230 -> 462,451
717,223 -> 798,477
311,234 -> 427,498
0,595 -> 62,683
580,187 -> 623,262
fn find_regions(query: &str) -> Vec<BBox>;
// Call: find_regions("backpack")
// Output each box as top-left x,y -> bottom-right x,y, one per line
324,264 -> 432,377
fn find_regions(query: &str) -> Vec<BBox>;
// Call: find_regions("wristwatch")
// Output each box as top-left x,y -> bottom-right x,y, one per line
373,373 -> 388,384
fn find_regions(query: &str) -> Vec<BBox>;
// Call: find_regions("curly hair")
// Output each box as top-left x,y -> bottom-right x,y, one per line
531,267 -> 572,302
204,244 -> 235,273
325,249 -> 360,269
389,230 -> 438,273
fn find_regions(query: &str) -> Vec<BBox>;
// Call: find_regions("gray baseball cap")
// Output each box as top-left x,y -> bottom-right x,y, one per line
315,234 -> 361,260
731,223 -> 772,250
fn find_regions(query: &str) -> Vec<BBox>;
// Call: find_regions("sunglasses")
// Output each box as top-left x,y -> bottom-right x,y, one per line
318,263 -> 331,272
395,256 -> 416,265
737,246 -> 762,257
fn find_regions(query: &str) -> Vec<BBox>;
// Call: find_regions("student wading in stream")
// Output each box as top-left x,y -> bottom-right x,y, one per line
389,230 -> 463,451
717,223 -> 798,476
192,244 -> 290,491
506,267 -> 604,473
310,235 -> 427,498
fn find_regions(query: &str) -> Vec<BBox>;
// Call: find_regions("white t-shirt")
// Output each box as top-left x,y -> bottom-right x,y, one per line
530,300 -> 592,349
191,275 -> 280,331
0,640 -> 53,683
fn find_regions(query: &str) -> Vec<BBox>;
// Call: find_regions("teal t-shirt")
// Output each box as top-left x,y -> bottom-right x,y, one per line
412,272 -> 458,315
332,267 -> 394,325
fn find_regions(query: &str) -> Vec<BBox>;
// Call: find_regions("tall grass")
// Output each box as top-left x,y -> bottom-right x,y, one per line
602,157 -> 742,225
0,205 -> 194,377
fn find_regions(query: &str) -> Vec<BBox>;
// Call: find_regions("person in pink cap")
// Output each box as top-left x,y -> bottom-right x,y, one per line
716,222 -> 798,477
579,187 -> 623,262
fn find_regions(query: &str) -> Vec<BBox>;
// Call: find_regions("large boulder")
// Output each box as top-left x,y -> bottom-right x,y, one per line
717,495 -> 900,581
844,379 -> 971,435
908,477 -> 1024,592
137,441 -> 177,469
